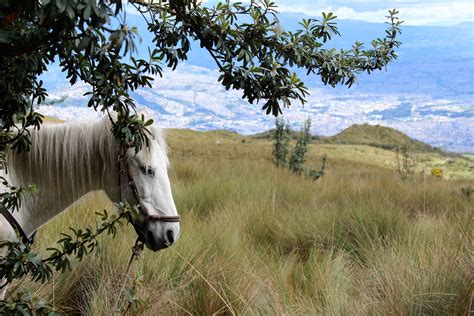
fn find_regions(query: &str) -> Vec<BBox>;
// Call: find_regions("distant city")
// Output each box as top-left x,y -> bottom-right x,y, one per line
38,13 -> 474,153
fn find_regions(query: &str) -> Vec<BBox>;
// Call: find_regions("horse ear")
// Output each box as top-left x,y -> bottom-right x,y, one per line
149,125 -> 158,141
137,108 -> 153,120
101,112 -> 117,125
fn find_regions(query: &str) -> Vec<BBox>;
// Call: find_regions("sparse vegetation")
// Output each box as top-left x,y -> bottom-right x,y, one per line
258,123 -> 473,180
396,143 -> 416,180
307,155 -> 327,181
8,129 -> 473,314
288,117 -> 312,175
273,117 -> 326,181
272,118 -> 291,168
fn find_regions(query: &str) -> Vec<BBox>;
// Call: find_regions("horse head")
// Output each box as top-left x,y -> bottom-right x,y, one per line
113,113 -> 180,251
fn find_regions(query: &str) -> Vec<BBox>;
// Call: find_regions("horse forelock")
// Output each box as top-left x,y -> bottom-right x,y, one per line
147,125 -> 169,168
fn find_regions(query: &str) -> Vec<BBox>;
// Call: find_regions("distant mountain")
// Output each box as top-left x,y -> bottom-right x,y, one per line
450,22 -> 474,30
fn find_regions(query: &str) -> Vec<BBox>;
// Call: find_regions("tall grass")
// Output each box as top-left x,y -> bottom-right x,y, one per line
10,133 -> 473,315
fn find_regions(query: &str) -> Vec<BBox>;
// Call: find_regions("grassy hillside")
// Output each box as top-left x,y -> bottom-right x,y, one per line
251,125 -> 473,180
40,116 -> 474,179
11,128 -> 473,314
324,124 -> 439,152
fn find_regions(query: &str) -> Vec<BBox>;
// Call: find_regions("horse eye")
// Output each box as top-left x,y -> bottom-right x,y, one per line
141,166 -> 155,177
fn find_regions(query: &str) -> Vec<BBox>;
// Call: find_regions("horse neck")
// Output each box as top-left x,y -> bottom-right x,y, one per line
8,120 -> 119,236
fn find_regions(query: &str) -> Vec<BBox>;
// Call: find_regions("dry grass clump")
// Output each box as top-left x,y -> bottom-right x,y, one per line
10,131 -> 473,315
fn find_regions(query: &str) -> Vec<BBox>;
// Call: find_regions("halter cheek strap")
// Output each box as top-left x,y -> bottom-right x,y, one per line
0,204 -> 35,245
0,144 -> 179,247
117,146 -> 180,223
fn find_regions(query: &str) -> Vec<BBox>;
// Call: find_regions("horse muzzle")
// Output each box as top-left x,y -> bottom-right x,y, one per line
133,222 -> 179,252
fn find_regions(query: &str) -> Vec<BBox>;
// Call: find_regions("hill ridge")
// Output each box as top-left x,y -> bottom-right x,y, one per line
324,123 -> 440,153
252,123 -> 442,154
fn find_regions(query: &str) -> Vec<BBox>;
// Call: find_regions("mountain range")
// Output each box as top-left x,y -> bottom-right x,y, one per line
38,11 -> 474,153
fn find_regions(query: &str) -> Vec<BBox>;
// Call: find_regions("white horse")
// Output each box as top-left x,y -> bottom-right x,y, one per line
0,112 -> 180,293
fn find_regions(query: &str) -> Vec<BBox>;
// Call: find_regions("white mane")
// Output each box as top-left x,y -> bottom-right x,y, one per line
7,114 -> 168,206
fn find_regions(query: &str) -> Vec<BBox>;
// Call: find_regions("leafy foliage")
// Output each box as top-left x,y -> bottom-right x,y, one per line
143,2 -> 402,115
0,205 -> 136,288
1,0 -> 402,311
307,155 -> 327,181
0,292 -> 59,315
0,178 -> 37,216
123,271 -> 148,314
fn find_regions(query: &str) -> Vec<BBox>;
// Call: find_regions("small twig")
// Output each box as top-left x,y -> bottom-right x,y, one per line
126,238 -> 144,274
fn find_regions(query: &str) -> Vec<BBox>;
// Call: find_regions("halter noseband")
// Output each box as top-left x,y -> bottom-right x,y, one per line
118,146 -> 180,223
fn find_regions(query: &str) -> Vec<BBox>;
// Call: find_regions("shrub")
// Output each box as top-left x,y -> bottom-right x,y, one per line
289,117 -> 312,175
307,155 -> 327,181
272,118 -> 291,168
396,143 -> 416,180
273,117 -> 326,181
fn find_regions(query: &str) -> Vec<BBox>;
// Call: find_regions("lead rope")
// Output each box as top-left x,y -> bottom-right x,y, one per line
117,144 -> 144,270
115,144 -> 180,313
113,238 -> 144,315
117,145 -> 146,264
116,145 -> 144,314
126,237 -> 144,273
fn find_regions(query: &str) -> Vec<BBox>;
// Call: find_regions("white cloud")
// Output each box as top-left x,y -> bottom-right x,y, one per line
277,1 -> 473,25
124,0 -> 473,25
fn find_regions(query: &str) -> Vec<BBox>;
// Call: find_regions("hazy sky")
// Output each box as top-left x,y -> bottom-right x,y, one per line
205,0 -> 474,26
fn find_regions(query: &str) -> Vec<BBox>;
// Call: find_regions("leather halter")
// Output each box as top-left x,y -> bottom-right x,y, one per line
117,146 -> 180,223
0,146 -> 179,247
0,204 -> 35,245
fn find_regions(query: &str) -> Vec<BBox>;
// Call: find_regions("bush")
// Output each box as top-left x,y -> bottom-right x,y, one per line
273,117 -> 326,181
396,143 -> 416,180
289,118 -> 312,175
307,156 -> 327,181
272,118 -> 291,168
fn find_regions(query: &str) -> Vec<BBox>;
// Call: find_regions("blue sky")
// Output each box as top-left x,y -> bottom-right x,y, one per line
205,0 -> 474,26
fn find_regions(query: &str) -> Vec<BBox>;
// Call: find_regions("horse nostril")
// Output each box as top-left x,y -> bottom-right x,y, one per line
147,231 -> 154,243
166,229 -> 175,244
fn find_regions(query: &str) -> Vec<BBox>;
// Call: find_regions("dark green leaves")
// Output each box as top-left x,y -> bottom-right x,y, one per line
140,0 -> 401,116
111,113 -> 154,152
0,206 -> 135,288
0,292 -> 60,315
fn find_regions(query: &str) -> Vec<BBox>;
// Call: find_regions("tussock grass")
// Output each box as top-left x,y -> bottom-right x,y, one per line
10,130 -> 473,315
